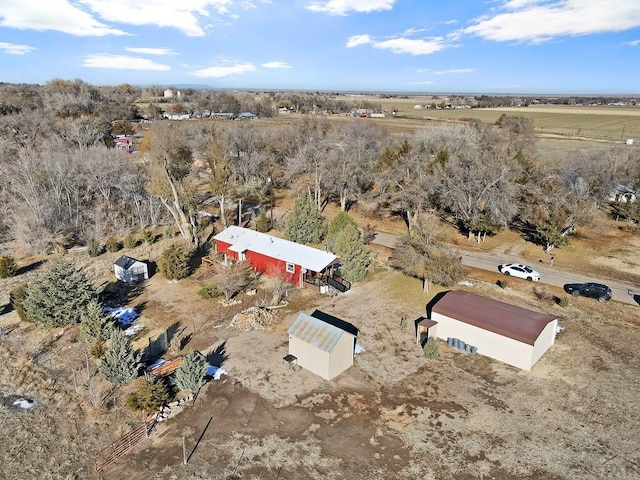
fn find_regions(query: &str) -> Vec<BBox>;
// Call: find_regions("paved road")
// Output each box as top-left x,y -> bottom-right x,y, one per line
371,231 -> 640,307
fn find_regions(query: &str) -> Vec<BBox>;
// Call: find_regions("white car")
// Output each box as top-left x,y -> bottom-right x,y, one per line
498,263 -> 540,281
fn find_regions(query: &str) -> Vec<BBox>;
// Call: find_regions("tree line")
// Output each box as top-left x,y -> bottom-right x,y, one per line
1,80 -> 638,257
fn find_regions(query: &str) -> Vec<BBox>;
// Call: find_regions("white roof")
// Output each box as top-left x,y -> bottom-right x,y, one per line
214,226 -> 337,272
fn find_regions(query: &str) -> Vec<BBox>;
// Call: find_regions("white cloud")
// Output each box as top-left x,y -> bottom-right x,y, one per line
434,68 -> 474,75
463,1 -> 640,43
307,0 -> 396,16
0,0 -> 127,36
346,34 -> 374,47
125,47 -> 177,55
628,39 -> 640,46
83,54 -> 171,70
0,42 -> 36,55
372,37 -> 447,55
192,62 -> 256,78
82,0 -> 238,37
261,61 -> 292,69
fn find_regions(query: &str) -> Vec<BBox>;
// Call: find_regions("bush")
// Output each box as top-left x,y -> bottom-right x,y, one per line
9,284 -> 29,322
126,378 -> 170,412
105,236 -> 120,253
0,255 -> 17,278
123,233 -> 137,249
141,230 -> 155,245
158,241 -> 192,280
497,279 -> 508,289
87,237 -> 103,257
255,212 -> 271,233
556,295 -> 570,308
534,286 -> 553,302
197,284 -> 223,299
423,337 -> 439,359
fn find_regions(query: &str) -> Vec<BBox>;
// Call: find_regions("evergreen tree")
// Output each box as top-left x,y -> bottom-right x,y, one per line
173,351 -> 208,393
285,195 -> 325,244
126,378 -> 170,412
24,258 -> 96,327
9,284 -> 29,322
0,255 -> 17,278
99,328 -> 141,384
157,241 -> 192,280
80,299 -> 114,342
333,223 -> 371,282
327,211 -> 358,246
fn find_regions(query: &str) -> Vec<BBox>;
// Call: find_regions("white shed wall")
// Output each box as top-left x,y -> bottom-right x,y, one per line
432,312 -> 537,370
327,334 -> 355,380
531,319 -> 557,366
289,336 -> 330,380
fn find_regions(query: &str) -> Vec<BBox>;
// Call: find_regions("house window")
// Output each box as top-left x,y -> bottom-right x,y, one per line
286,262 -> 295,273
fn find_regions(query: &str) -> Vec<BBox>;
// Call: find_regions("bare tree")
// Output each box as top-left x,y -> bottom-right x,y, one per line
218,261 -> 254,301
144,122 -> 200,246
325,121 -> 384,211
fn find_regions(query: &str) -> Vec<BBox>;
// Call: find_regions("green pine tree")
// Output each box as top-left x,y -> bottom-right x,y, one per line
157,241 -> 192,280
80,299 -> 114,342
126,378 -> 170,412
333,223 -> 371,282
285,195 -> 325,244
9,284 -> 29,322
24,258 -> 96,327
327,211 -> 358,245
99,328 -> 141,384
173,351 -> 208,393
0,255 -> 17,278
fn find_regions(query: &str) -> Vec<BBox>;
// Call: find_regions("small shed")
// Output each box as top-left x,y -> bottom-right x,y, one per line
287,310 -> 358,380
114,255 -> 148,284
429,291 -> 557,371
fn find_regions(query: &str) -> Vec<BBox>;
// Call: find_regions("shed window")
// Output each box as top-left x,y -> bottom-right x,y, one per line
286,262 -> 295,273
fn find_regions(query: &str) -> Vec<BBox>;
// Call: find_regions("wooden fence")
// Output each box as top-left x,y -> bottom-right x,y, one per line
93,421 -> 153,473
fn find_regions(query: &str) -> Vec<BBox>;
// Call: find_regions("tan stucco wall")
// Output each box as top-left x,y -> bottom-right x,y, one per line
431,312 -> 553,371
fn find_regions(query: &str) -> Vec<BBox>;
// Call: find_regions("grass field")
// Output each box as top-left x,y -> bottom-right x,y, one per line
364,96 -> 640,141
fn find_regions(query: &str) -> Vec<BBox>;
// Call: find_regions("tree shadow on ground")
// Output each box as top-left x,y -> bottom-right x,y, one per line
206,341 -> 229,367
16,260 -> 45,276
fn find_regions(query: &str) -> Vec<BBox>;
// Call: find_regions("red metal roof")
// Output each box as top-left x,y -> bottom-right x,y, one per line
432,290 -> 556,345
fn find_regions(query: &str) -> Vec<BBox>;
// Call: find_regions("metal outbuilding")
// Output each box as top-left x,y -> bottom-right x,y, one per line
429,290 -> 558,371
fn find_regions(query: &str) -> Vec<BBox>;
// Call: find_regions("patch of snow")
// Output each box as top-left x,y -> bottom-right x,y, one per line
354,342 -> 365,354
124,324 -> 144,336
458,280 -> 474,286
13,398 -> 35,409
104,306 -> 139,326
206,366 -> 228,380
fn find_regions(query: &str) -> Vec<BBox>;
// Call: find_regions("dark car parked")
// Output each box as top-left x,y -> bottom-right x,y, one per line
564,283 -> 612,302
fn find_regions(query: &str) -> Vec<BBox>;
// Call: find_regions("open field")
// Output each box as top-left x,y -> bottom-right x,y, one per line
360,95 -> 640,141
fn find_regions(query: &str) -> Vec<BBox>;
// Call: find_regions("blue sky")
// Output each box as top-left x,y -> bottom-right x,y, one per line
1,0 -> 639,94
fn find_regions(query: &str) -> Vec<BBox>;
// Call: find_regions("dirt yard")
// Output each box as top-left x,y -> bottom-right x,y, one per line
0,210 -> 639,480
98,261 -> 639,480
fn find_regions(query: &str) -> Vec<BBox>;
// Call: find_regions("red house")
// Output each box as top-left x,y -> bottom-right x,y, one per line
213,226 -> 349,292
